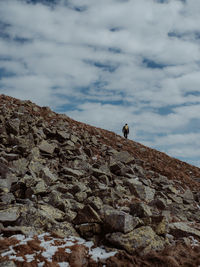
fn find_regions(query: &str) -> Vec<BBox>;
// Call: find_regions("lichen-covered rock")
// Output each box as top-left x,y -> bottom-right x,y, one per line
106,226 -> 165,254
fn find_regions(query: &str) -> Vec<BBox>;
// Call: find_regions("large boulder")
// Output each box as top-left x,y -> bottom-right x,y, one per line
106,226 -> 165,255
102,207 -> 140,233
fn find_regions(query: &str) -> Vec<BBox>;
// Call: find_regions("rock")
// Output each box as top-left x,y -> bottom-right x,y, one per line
168,194 -> 183,204
128,183 -> 155,202
11,158 -> 29,176
110,161 -> 125,175
77,223 -> 101,238
112,151 -> 135,164
0,193 -> 15,204
38,204 -> 65,221
85,196 -> 103,211
40,167 -> 58,185
33,179 -> 47,195
169,222 -> 200,238
102,207 -> 139,233
151,216 -> 169,235
181,189 -> 194,204
38,140 -> 57,154
0,206 -> 21,222
92,167 -> 111,178
106,226 -> 165,255
6,118 -> 20,135
149,198 -> 167,210
56,130 -> 70,140
0,179 -> 11,193
73,205 -> 102,224
62,167 -> 84,178
130,202 -> 152,218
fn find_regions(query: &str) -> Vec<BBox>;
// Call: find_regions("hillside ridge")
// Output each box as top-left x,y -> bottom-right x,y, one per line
0,94 -> 200,266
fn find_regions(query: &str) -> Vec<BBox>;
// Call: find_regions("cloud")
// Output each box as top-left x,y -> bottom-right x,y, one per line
0,0 -> 200,166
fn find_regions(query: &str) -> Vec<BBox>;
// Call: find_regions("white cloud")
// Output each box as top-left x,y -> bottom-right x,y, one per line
0,0 -> 200,166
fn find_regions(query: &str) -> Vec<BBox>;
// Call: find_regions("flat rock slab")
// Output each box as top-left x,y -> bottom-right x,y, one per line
169,222 -> 200,238
38,140 -> 56,154
0,206 -> 21,222
62,167 -> 84,178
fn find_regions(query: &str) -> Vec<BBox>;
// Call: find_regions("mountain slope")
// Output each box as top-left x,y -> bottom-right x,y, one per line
0,94 -> 200,266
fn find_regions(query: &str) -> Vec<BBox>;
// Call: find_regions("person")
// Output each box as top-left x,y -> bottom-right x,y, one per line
122,123 -> 129,139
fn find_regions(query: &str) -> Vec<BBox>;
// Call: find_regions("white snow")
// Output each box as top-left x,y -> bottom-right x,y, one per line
89,247 -> 117,262
9,255 -> 24,262
58,263 -> 69,267
0,233 -> 117,264
25,254 -> 35,262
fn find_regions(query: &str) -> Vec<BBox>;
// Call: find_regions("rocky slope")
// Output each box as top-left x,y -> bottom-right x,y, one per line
0,94 -> 200,266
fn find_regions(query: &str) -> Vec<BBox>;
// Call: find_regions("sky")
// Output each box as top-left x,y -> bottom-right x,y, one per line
0,0 -> 200,167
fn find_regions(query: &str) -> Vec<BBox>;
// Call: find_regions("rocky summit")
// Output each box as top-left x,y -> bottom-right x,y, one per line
0,94 -> 200,266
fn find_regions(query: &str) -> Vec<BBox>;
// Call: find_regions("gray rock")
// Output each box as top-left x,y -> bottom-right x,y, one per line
0,179 -> 11,193
38,140 -> 57,154
112,151 -> 135,164
169,222 -> 200,238
103,207 -> 139,233
130,202 -> 152,218
0,206 -> 21,222
73,205 -> 102,224
0,193 -> 15,204
6,118 -> 20,135
62,167 -> 84,178
40,167 -> 58,185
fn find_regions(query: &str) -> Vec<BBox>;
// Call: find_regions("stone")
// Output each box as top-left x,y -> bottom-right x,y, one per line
0,206 -> 21,222
181,189 -> 194,204
38,140 -> 56,154
169,222 -> 200,238
56,130 -> 70,140
38,204 -> 65,221
151,216 -> 169,235
168,194 -> 183,204
106,226 -> 165,255
62,167 -> 84,178
130,202 -> 152,218
6,118 -> 20,135
113,151 -> 135,164
92,167 -> 111,178
85,196 -> 103,211
0,193 -> 15,204
0,179 -> 11,193
110,162 -> 125,174
11,158 -> 29,176
33,179 -> 47,195
77,223 -> 101,238
129,183 -> 155,202
73,205 -> 102,224
40,167 -> 58,185
103,208 -> 139,233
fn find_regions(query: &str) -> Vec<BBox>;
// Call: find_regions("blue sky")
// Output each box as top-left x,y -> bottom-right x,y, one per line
1,0 -> 200,167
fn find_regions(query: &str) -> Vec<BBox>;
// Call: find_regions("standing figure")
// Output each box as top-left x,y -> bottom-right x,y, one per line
122,123 -> 129,139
